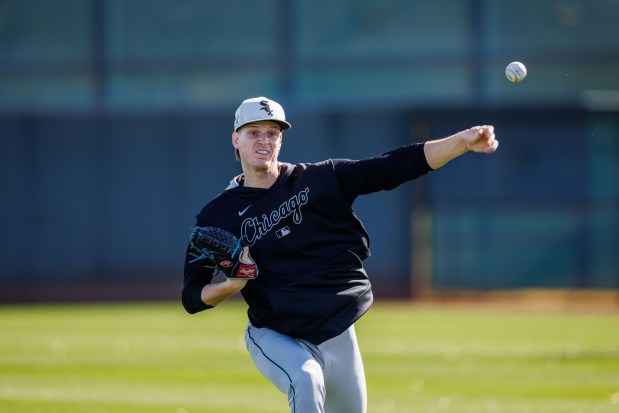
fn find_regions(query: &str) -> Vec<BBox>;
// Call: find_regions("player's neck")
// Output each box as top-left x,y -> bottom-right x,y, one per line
242,163 -> 279,189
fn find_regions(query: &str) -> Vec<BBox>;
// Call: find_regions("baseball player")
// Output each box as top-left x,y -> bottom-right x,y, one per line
182,97 -> 498,413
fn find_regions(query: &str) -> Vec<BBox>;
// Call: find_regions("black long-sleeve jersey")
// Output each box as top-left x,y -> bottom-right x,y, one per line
182,143 -> 432,344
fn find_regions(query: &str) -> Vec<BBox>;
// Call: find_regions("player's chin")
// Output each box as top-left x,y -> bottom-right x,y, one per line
253,154 -> 273,163
248,159 -> 274,170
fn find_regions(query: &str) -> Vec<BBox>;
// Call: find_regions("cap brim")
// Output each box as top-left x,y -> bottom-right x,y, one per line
236,118 -> 291,131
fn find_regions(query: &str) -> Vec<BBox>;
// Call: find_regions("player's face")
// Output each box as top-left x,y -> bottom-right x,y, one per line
233,121 -> 282,172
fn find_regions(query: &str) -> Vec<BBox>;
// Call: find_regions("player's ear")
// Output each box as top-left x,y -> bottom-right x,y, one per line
232,131 -> 241,161
231,131 -> 238,148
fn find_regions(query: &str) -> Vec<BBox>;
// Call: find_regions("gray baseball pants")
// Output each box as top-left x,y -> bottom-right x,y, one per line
245,323 -> 367,413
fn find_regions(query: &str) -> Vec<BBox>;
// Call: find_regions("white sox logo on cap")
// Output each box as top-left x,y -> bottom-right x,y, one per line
234,96 -> 292,132
260,100 -> 273,116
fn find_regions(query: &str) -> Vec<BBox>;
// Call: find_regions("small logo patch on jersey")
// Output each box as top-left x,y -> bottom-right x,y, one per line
276,226 -> 291,238
238,205 -> 251,216
219,260 -> 233,268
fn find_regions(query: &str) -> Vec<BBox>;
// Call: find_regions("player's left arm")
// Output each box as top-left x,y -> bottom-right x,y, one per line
423,125 -> 499,170
182,243 -> 253,313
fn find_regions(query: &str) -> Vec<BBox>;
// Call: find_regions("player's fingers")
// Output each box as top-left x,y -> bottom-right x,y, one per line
468,126 -> 497,153
487,132 -> 496,145
483,125 -> 496,146
475,125 -> 493,135
486,138 -> 499,153
474,125 -> 494,139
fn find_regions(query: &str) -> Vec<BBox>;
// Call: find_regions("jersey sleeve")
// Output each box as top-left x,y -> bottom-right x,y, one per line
181,207 -> 220,314
181,244 -> 216,314
333,142 -> 432,203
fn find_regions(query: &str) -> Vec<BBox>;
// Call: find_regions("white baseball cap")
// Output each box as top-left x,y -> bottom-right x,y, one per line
234,97 -> 291,132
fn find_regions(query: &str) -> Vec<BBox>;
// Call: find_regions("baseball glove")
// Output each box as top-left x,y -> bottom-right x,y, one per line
188,226 -> 259,279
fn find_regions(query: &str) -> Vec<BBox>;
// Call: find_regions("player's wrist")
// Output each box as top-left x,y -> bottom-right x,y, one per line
225,278 -> 249,291
457,130 -> 473,153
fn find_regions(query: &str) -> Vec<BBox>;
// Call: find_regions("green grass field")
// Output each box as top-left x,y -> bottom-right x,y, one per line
1,301 -> 618,413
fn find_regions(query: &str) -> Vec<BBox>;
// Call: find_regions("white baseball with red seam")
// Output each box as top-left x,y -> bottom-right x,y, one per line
505,61 -> 527,83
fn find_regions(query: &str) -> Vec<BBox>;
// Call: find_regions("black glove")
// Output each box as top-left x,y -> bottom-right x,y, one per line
188,226 -> 258,279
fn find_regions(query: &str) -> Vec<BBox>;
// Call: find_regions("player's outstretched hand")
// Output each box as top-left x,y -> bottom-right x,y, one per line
461,125 -> 499,154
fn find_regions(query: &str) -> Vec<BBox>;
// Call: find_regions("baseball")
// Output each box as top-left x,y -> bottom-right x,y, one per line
505,61 -> 527,83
